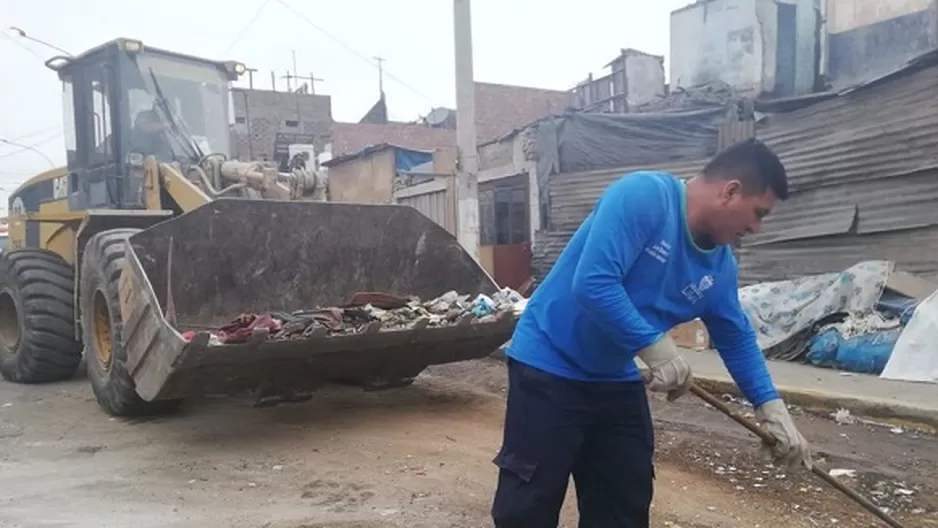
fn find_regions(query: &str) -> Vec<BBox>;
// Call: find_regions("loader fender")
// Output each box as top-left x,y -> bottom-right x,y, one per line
80,228 -> 182,417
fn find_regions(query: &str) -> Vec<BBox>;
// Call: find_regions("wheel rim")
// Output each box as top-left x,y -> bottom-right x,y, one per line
0,289 -> 20,351
91,289 -> 113,367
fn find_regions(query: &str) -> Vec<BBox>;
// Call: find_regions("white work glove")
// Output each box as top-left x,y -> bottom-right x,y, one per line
754,399 -> 813,470
637,335 -> 693,402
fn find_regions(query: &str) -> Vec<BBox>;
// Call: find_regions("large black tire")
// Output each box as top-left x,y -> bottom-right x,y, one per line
0,249 -> 83,383
80,228 -> 182,417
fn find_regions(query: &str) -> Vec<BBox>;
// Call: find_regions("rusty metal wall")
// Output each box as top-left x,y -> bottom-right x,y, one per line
741,57 -> 938,283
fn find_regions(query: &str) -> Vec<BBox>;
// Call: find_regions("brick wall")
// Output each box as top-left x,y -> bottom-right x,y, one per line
474,82 -> 575,144
230,88 -> 333,161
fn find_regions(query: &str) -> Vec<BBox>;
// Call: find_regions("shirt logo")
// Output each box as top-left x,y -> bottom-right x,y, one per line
682,275 -> 715,304
643,240 -> 671,264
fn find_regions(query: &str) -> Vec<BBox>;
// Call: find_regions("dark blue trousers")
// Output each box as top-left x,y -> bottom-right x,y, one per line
491,358 -> 655,528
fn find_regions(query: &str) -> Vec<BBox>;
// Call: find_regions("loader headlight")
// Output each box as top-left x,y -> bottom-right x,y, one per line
223,61 -> 247,80
122,39 -> 143,53
127,152 -> 145,167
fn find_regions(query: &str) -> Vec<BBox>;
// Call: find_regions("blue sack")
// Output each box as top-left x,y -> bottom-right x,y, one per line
806,327 -> 901,375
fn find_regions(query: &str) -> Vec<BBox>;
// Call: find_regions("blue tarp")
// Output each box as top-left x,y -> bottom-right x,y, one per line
806,327 -> 901,375
394,148 -> 433,173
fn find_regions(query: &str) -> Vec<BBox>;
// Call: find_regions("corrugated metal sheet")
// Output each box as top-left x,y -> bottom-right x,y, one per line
718,118 -> 756,150
740,56 -> 938,283
756,63 -> 938,193
746,204 -> 857,246
738,224 -> 938,285
548,159 -> 707,231
395,184 -> 455,235
532,229 -> 576,282
748,167 -> 938,246
534,158 -> 710,278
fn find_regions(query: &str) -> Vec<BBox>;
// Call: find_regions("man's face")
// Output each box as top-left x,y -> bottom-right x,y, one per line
710,179 -> 776,245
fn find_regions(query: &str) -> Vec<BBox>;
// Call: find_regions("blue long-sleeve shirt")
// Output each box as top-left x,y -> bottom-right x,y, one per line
507,171 -> 779,406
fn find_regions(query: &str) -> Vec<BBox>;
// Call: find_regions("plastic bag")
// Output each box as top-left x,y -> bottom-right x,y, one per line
880,289 -> 938,383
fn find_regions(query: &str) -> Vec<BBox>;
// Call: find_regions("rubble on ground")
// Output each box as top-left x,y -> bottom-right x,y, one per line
179,288 -> 526,345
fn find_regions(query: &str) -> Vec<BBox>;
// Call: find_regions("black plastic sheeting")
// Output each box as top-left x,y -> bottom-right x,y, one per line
534,109 -> 724,199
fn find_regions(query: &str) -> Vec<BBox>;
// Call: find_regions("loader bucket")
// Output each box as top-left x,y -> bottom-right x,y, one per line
116,199 -> 518,403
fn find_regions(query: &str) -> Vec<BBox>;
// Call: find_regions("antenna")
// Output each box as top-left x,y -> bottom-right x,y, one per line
373,56 -> 386,98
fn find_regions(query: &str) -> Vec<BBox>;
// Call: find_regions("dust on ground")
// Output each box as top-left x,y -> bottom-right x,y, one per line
0,358 -> 935,528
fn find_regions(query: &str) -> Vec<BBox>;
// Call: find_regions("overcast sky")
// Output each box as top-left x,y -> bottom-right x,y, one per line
0,0 -> 689,208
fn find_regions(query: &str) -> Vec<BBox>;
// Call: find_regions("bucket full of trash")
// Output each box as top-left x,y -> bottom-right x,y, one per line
117,199 -> 521,405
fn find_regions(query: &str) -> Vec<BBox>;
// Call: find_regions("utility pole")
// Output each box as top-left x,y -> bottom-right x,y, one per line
373,56 -> 386,98
292,49 -> 298,81
453,0 -> 479,259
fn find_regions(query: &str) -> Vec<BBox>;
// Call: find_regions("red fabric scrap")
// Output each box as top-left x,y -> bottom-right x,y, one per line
216,313 -> 282,344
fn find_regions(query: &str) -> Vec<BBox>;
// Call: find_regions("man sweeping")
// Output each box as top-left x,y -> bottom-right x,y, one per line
491,138 -> 812,527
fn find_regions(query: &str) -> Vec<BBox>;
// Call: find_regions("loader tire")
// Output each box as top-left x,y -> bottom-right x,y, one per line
0,249 -> 83,383
81,229 -> 182,417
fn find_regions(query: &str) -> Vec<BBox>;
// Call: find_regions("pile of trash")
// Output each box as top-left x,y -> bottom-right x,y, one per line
180,288 -> 526,346
740,261 -> 937,379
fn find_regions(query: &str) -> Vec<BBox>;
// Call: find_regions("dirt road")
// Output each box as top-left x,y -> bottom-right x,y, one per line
0,358 -> 935,528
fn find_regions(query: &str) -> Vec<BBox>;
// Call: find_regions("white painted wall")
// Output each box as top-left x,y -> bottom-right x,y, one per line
623,52 -> 667,108
670,0 -> 766,94
670,0 -> 823,95
828,0 -> 932,33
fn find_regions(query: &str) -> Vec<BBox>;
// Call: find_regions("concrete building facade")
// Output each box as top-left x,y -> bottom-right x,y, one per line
826,0 -> 938,88
670,0 -> 819,97
573,49 -> 667,112
670,0 -> 938,96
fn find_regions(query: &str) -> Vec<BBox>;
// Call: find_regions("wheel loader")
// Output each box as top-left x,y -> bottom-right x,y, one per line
0,38 -> 516,417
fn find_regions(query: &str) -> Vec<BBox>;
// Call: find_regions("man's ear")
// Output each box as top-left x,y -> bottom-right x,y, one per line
719,180 -> 744,204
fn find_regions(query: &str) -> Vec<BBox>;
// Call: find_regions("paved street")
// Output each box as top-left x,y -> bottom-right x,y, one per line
0,358 -> 935,528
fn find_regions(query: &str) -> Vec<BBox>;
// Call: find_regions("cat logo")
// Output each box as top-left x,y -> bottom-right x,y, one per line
10,197 -> 25,217
53,175 -> 69,200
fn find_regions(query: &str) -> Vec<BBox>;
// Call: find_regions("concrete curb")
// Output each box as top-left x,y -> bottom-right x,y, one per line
489,349 -> 938,431
694,376 -> 938,433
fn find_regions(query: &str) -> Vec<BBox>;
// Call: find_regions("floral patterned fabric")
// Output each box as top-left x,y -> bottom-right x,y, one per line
739,261 -> 894,351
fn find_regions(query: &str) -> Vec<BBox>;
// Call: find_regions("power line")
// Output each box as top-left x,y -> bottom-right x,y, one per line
5,125 -> 62,143
0,132 -> 63,160
224,0 -> 273,54
273,0 -> 437,103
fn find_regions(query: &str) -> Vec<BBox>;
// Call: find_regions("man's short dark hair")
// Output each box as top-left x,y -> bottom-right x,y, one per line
701,138 -> 789,200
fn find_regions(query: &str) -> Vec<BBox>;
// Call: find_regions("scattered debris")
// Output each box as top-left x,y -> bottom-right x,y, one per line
831,409 -> 856,425
828,469 -> 857,479
76,445 -> 105,455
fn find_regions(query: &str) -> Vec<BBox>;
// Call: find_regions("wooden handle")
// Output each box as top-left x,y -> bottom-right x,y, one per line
688,384 -> 906,528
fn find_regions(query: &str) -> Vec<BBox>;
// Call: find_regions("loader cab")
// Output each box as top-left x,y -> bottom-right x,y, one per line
45,39 -> 244,211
